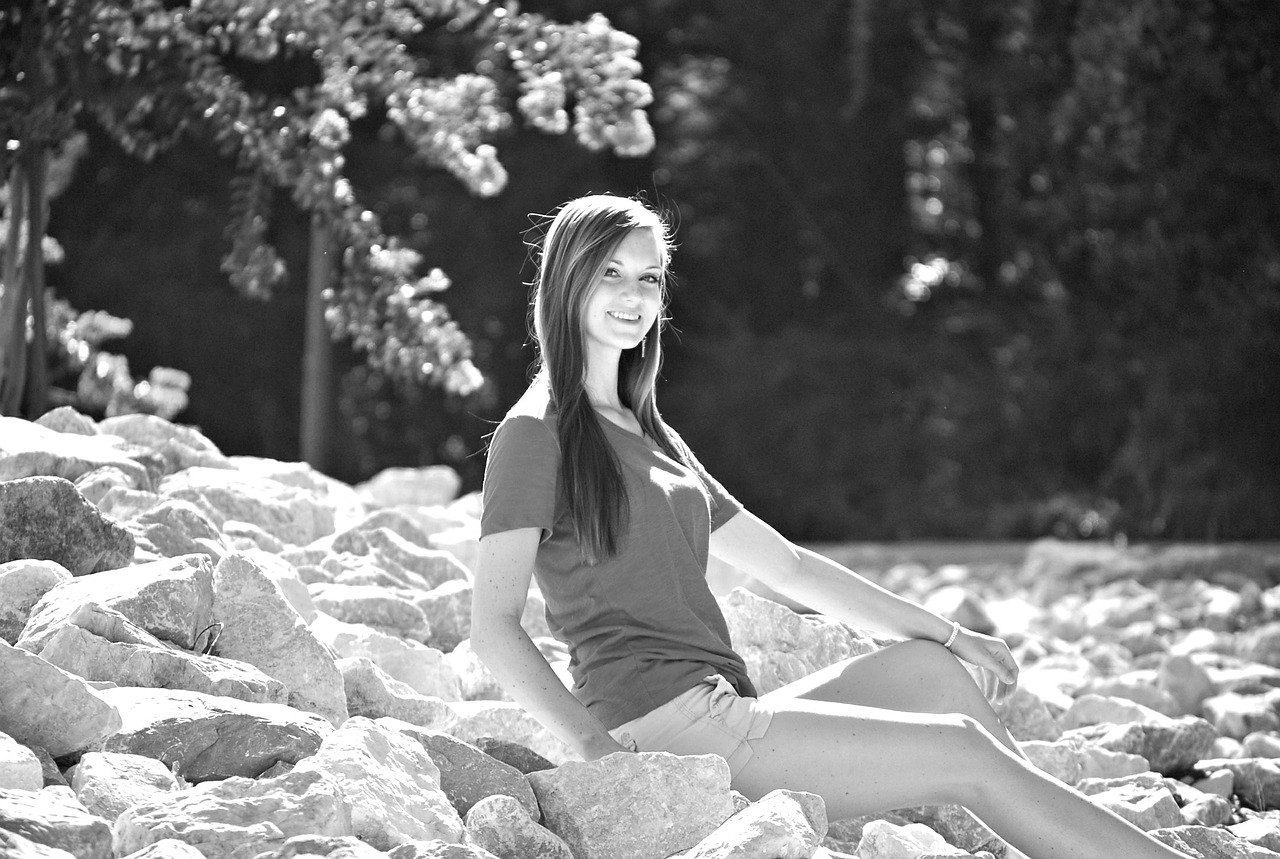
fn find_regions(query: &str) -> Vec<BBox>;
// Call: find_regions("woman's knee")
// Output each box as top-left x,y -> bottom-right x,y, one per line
932,713 -> 1017,803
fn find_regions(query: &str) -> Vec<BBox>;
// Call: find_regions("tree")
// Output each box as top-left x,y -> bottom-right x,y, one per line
0,0 -> 654,469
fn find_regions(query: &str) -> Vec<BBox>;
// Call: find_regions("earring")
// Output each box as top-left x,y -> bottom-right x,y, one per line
640,336 -> 647,358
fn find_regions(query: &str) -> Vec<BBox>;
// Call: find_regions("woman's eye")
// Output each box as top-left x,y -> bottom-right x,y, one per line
641,274 -> 661,286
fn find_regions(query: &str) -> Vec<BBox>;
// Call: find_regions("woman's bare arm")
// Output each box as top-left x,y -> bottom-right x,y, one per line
709,510 -> 1017,684
470,527 -> 630,760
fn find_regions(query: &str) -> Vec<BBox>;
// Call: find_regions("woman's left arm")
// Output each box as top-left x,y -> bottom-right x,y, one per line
709,509 -> 1017,685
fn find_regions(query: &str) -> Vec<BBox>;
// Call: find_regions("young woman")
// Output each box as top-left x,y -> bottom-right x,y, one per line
471,194 -> 1191,859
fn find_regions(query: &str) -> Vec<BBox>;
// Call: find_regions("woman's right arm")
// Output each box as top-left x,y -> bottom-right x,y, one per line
469,527 -> 629,761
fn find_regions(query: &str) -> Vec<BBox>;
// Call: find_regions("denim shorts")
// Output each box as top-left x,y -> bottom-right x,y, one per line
608,674 -> 775,779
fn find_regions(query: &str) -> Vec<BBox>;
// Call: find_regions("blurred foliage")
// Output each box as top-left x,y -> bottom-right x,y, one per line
0,0 -> 655,409
28,0 -> 1280,540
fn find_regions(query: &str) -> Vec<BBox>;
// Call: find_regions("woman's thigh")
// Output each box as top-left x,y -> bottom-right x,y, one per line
762,638 -> 1020,754
732,697 -> 1011,820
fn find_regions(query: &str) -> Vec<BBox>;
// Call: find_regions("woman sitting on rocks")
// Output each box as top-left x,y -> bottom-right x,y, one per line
471,193 -> 1191,859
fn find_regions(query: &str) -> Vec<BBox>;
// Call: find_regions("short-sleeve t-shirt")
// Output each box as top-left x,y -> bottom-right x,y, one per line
480,381 -> 755,729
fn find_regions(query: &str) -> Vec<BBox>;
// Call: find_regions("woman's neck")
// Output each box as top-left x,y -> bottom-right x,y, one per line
583,352 -> 623,412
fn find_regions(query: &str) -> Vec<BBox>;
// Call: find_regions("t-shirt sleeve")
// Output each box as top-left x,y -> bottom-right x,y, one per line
480,416 -> 560,539
676,435 -> 742,531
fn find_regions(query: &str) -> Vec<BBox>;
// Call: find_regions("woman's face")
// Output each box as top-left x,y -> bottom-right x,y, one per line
580,227 -> 664,366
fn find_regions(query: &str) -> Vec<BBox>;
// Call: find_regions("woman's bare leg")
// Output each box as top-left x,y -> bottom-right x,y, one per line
732,700 -> 1189,859
768,638 -> 1023,755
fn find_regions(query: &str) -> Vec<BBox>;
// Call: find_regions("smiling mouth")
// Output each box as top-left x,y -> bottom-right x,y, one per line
607,311 -> 641,322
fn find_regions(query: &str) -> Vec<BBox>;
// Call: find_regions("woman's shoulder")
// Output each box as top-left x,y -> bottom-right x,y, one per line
502,379 -> 557,427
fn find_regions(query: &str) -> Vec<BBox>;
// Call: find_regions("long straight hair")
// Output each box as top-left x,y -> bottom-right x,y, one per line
531,195 -> 693,562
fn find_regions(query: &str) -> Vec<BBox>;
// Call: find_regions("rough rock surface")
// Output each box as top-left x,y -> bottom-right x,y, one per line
0,476 -> 135,574
2,413 -> 1280,859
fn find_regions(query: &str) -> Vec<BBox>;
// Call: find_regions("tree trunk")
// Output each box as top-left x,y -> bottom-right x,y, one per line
300,211 -> 333,471
0,160 -> 29,416
22,145 -> 50,418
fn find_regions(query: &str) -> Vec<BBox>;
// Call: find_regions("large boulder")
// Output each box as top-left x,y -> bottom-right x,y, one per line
16,553 -> 215,654
0,560 -> 71,645
36,604 -> 287,705
292,717 -> 464,850
309,583 -> 432,642
65,752 -> 181,823
0,477 -> 135,575
97,414 -> 232,475
0,641 -> 122,758
0,731 -> 42,791
98,687 -> 332,782
682,789 -> 827,859
112,768 -> 353,859
0,416 -> 150,487
338,657 -> 456,729
129,499 -> 231,561
356,466 -> 461,509
311,614 -> 460,702
0,786 -> 113,859
159,467 -> 334,546
388,721 -> 538,818
528,752 -> 734,859
211,553 -> 347,725
717,588 -> 878,693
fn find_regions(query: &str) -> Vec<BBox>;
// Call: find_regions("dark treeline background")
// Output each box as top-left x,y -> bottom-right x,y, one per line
45,0 -> 1280,542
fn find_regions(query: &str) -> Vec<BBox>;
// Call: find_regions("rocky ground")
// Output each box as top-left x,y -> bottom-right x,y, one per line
2,409 -> 1280,859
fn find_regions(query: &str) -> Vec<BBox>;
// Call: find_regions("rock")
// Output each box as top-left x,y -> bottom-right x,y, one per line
0,415 -> 150,487
1085,675 -> 1181,717
95,486 -> 161,523
251,835 -> 390,859
338,657 -> 457,730
853,819 -> 962,859
309,583 -> 431,641
129,499 -> 230,560
311,614 -> 460,702
471,738 -> 555,775
0,477 -> 135,574
427,525 -> 480,579
1242,732 -> 1280,758
1061,693 -> 1164,730
1228,817 -> 1280,853
1195,758 -> 1280,811
222,521 -> 286,554
124,840 -> 213,859
993,686 -> 1063,742
415,579 -> 473,652
1180,792 -> 1234,827
112,768 -> 353,859
386,842 -> 500,859
98,414 -> 232,475
228,456 -> 366,527
236,551 -> 317,622
1021,735 -> 1150,785
528,752 -> 734,859
389,721 -> 538,818
16,553 -> 215,653
464,793 -> 573,859
1236,622 -> 1280,670
447,702 -> 575,765
292,717 -> 464,850
34,407 -> 97,436
0,732 -> 42,791
329,528 -> 470,590
1076,776 -> 1182,831
890,805 -> 1002,856
26,746 -> 64,789
922,586 -> 996,636
0,560 -> 71,645
65,751 -> 180,823
36,606 -> 287,705
718,588 -> 877,694
98,686 -> 332,782
211,553 -> 347,725
445,640 -> 511,703
0,786 -> 113,859
0,640 -> 122,758
357,466 -> 461,508
159,467 -> 334,546
1152,824 -> 1280,858
0,828 -> 77,859
1140,716 -> 1219,775
683,789 -> 826,859
1202,692 -> 1280,740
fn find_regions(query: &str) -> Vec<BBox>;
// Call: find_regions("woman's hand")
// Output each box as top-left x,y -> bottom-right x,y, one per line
948,626 -> 1019,702
579,732 -> 636,761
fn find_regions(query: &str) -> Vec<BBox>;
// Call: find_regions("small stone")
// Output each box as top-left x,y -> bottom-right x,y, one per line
310,583 -> 431,641
683,789 -> 826,859
34,407 -> 97,436
1152,824 -> 1280,858
339,657 -> 457,729
447,702 -> 574,765
1195,758 -> 1280,811
1157,654 -> 1215,716
1202,692 -> 1280,740
312,614 -> 460,702
357,466 -> 461,508
1242,733 -> 1280,759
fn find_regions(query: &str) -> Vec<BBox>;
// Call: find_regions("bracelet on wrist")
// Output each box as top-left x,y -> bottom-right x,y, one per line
942,621 -> 960,650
